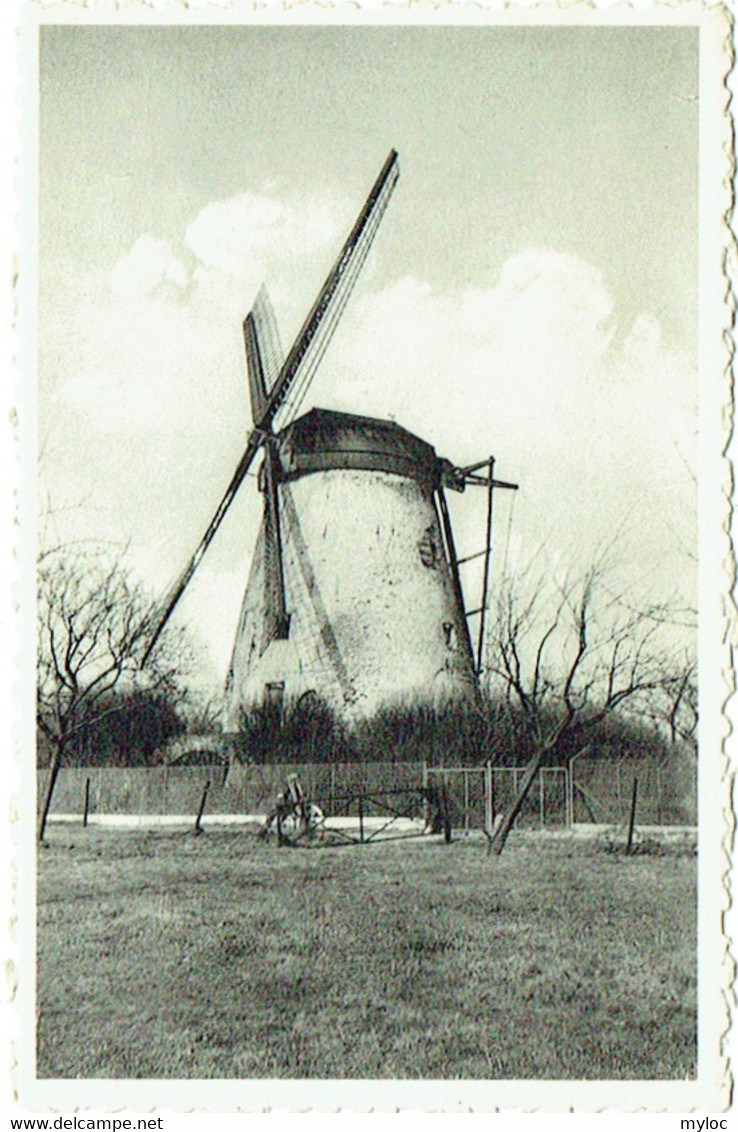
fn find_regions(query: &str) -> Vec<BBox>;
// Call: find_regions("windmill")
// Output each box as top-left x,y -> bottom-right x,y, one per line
144,150 -> 517,720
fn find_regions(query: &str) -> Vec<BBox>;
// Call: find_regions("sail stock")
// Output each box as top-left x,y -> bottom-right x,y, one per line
141,150 -> 400,665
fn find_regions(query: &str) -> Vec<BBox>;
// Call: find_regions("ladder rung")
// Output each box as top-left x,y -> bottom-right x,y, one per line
457,549 -> 489,565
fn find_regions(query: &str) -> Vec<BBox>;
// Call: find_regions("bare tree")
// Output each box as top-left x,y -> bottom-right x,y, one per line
486,562 -> 686,855
640,651 -> 697,751
37,546 -> 192,841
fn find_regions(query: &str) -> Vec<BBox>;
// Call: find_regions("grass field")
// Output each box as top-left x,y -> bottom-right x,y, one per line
36,826 -> 696,1080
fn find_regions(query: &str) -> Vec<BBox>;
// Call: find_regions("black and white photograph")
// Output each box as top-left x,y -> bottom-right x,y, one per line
8,1 -> 734,1115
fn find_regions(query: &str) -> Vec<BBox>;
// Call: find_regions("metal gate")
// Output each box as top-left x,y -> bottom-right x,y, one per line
426,764 -> 570,833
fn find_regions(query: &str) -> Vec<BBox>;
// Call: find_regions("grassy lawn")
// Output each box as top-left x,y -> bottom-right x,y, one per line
36,827 -> 696,1080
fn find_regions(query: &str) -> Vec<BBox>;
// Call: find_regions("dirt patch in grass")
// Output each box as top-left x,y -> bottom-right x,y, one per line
36,828 -> 696,1080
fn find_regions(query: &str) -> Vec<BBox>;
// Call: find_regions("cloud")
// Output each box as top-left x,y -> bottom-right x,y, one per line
58,235 -> 694,523
110,235 -> 188,300
46,218 -> 696,672
462,249 -> 614,350
316,248 -> 695,609
56,286 -> 244,435
182,191 -> 341,334
326,249 -> 617,456
184,192 -> 337,284
53,185 -> 338,434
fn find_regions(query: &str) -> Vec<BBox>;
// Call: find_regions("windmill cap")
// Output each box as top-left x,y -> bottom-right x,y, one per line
276,407 -> 445,489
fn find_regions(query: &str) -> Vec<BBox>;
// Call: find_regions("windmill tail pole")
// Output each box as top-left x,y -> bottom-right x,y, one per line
435,486 -> 480,705
475,457 -> 495,677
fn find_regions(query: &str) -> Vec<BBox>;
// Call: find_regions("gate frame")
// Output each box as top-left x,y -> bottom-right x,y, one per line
428,762 -> 571,834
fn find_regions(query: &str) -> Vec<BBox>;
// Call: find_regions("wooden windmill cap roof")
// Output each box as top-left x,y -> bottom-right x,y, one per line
277,408 -> 443,487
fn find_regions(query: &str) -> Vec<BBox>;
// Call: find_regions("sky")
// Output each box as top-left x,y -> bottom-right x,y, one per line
37,22 -> 699,689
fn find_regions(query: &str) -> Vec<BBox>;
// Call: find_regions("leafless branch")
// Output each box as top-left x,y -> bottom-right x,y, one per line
36,543 -> 194,838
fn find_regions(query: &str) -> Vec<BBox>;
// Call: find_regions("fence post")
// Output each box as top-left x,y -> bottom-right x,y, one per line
83,777 -> 91,828
484,761 -> 493,834
358,790 -> 365,844
491,765 -> 496,826
626,777 -> 639,854
567,747 -> 591,829
561,765 -> 568,828
195,779 -> 210,836
464,770 -> 470,834
539,771 -> 545,830
440,772 -> 452,844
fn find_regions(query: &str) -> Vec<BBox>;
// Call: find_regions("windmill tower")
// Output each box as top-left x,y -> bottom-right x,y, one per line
145,151 -> 516,721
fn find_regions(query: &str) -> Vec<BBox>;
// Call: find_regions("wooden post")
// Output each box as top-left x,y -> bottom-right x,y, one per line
475,457 -> 495,676
440,774 -> 452,844
484,761 -> 493,834
195,779 -> 211,836
566,746 -> 592,829
539,771 -> 544,830
83,777 -> 91,829
626,777 -> 639,855
358,791 -> 364,844
491,765 -> 497,822
464,770 -> 470,834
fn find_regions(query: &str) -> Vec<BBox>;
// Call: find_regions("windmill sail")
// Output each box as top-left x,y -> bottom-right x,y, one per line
273,153 -> 400,431
243,313 -> 268,425
143,149 -> 514,720
251,286 -> 284,396
244,286 -> 285,425
142,150 -> 400,664
261,441 -> 290,651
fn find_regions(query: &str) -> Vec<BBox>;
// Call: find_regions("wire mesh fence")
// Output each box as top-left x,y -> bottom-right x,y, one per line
568,753 -> 696,826
41,753 -> 695,828
40,762 -> 427,819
